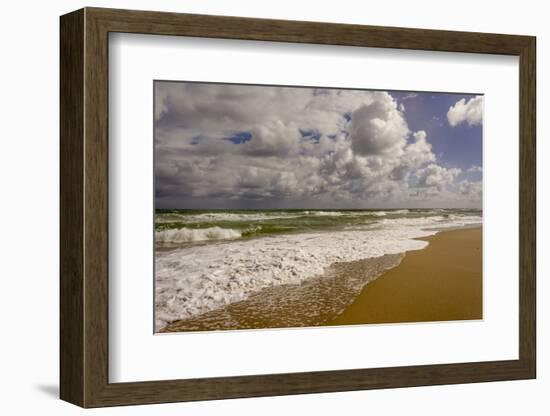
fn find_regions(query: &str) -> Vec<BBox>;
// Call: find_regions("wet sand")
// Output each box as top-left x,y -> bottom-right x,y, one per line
329,227 -> 482,326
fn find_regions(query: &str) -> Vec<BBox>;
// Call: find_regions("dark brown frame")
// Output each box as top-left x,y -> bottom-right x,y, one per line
60,7 -> 536,408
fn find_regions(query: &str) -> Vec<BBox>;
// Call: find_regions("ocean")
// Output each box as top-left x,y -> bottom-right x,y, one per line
154,208 -> 482,330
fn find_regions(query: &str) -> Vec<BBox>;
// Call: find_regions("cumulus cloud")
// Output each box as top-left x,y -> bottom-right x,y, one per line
349,93 -> 409,156
458,180 -> 482,201
245,121 -> 301,157
447,95 -> 483,127
415,164 -> 461,191
155,82 -> 480,208
389,130 -> 435,181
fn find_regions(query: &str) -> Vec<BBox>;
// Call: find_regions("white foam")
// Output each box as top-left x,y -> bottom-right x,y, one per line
156,209 -> 414,224
306,210 -> 405,217
307,210 -> 347,216
155,215 -> 481,330
157,212 -> 302,224
155,227 -> 242,243
379,215 -> 481,228
371,211 -> 387,216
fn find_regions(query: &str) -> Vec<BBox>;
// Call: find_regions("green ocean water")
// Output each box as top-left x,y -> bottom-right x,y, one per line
154,208 -> 482,243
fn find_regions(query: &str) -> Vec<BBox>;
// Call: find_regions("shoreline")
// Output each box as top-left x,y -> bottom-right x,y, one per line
159,225 -> 482,333
328,226 -> 482,326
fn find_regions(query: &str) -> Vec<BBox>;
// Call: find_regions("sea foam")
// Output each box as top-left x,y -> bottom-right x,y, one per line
156,209 -> 414,225
155,227 -> 242,243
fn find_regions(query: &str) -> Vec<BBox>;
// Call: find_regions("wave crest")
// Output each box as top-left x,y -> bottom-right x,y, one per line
156,227 -> 242,243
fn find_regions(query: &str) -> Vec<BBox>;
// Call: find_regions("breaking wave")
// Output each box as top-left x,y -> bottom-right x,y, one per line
155,227 -> 242,243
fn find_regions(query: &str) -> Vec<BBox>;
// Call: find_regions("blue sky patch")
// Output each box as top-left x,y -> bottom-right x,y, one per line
225,131 -> 252,144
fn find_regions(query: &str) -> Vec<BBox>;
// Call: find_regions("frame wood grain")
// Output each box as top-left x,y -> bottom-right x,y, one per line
60,7 -> 536,408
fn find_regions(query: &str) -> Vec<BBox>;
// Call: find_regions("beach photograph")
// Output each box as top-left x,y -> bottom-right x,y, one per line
154,81 -> 483,333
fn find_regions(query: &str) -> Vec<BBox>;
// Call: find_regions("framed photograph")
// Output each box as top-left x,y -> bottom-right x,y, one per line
60,7 -> 536,407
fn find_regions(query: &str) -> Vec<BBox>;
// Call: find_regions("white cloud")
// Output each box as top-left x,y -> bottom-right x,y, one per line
246,121 -> 301,157
467,165 -> 483,173
389,130 -> 435,181
401,93 -> 418,100
403,131 -> 436,167
415,164 -> 461,191
349,92 -> 409,156
458,180 -> 482,201
447,95 -> 484,127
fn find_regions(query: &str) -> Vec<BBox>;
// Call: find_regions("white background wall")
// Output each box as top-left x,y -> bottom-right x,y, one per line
0,0 -> 546,414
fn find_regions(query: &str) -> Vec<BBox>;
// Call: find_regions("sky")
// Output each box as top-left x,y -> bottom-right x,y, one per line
154,81 -> 483,209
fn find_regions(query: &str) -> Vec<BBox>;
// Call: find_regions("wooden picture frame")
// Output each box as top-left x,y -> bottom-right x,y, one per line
60,7 -> 536,408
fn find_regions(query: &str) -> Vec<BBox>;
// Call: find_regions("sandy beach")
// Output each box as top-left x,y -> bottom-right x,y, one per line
329,227 -> 482,326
